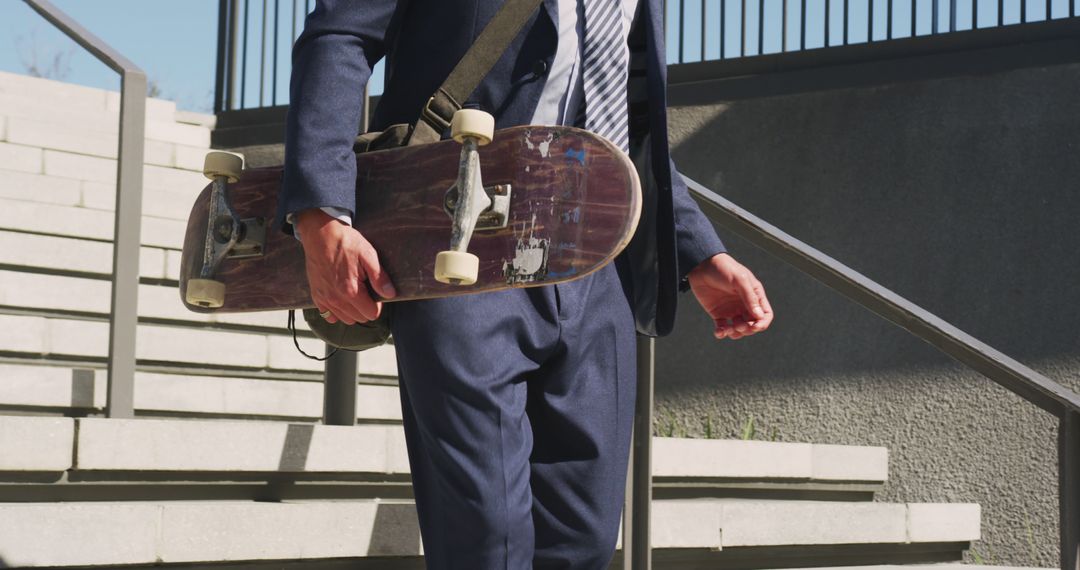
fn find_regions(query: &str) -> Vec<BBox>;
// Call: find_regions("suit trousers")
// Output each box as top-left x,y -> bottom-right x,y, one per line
387,261 -> 638,570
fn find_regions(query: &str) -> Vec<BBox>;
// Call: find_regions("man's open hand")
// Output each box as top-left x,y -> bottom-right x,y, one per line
688,253 -> 773,340
295,209 -> 396,325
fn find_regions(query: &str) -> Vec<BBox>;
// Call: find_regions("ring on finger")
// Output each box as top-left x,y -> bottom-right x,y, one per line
319,310 -> 333,320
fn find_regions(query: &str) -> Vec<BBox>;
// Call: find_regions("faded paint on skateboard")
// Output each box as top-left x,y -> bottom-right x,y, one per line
180,125 -> 640,313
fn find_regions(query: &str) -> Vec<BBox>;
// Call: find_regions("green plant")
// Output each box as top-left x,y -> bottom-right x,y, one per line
1021,506 -> 1040,566
741,414 -> 756,441
972,544 -> 993,565
704,415 -> 716,439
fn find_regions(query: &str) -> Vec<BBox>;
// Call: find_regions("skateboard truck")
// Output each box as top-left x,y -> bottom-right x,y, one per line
186,151 -> 261,309
443,183 -> 511,230
435,109 -> 497,285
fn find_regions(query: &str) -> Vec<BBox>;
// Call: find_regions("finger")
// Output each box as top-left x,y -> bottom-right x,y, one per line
322,298 -> 356,326
750,310 -> 774,332
730,316 -> 751,334
756,281 -> 774,319
714,320 -> 733,339
358,242 -> 397,300
735,274 -> 766,321
339,271 -> 380,322
316,306 -> 339,325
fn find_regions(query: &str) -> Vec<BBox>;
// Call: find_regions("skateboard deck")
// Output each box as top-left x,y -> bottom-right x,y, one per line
179,125 -> 641,313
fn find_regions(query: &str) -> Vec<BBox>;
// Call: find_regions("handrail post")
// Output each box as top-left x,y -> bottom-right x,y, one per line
323,348 -> 358,426
1062,410 -> 1080,570
321,86 -> 369,426
227,0 -> 239,111
23,0 -> 147,420
215,0 -> 229,113
106,69 -> 146,419
625,334 -> 655,570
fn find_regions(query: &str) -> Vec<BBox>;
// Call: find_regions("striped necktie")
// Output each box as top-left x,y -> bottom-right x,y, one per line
580,0 -> 630,153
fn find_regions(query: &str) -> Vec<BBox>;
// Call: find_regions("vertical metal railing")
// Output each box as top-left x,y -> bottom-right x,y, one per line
668,0 -> 1080,64
624,336 -> 656,570
321,85 -> 369,427
22,0 -> 146,419
215,0 -> 322,112
217,0 -> 1080,108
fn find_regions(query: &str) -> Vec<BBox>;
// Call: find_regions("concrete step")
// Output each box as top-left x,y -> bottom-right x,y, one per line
1,416 -> 884,485
0,71 -> 180,124
0,313 -> 398,375
0,230 -> 175,280
0,364 -> 400,421
0,198 -> 185,249
0,270 -> 307,330
1,114 -> 212,162
0,150 -> 206,224
0,498 -> 979,567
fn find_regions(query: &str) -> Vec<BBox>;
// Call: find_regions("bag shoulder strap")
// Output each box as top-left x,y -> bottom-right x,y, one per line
407,0 -> 545,145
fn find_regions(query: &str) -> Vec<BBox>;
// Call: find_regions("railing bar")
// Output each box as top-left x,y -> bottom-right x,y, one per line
106,70 -> 146,420
242,0 -> 249,110
227,0 -> 239,111
783,0 -> 789,50
722,0 -> 728,58
950,0 -> 956,30
844,0 -> 849,44
974,0 -> 978,27
272,0 -> 279,106
888,0 -> 893,38
800,0 -> 806,49
1061,411 -> 1080,570
912,0 -> 917,35
932,0 -> 939,32
826,0 -> 832,44
214,0 -> 228,113
758,0 -> 765,53
629,335 -> 656,570
22,0 -> 146,420
1046,0 -> 1052,19
679,0 -> 686,63
291,0 -> 297,40
702,0 -> 707,59
24,5 -> 140,75
868,0 -> 873,41
742,0 -> 747,55
999,0 -> 1004,24
1023,0 -> 1028,22
685,178 -> 1080,417
260,0 -> 267,106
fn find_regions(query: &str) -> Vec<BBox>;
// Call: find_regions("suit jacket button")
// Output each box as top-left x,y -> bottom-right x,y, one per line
532,59 -> 550,76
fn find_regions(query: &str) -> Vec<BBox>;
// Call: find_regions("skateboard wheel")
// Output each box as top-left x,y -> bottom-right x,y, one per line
186,278 -> 226,308
434,251 -> 479,285
203,151 -> 244,183
451,109 -> 494,146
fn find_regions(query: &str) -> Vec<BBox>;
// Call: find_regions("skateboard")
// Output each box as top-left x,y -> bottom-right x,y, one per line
179,110 -> 641,313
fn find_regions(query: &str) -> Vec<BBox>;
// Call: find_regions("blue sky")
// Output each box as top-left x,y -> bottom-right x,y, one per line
0,0 -> 1069,112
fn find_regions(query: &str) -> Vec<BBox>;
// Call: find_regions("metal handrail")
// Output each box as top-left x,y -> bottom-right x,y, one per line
22,0 -> 146,419
680,176 -> 1080,570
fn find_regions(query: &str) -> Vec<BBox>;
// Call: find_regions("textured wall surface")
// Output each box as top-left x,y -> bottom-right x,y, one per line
661,61 -> 1080,566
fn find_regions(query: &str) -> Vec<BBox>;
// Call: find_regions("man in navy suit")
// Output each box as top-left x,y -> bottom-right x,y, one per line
278,0 -> 773,567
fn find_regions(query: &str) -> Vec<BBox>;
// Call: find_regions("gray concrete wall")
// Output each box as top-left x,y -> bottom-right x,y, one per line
661,57 -> 1080,566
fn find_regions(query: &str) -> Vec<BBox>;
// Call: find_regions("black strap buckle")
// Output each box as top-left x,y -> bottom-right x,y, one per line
420,94 -> 454,134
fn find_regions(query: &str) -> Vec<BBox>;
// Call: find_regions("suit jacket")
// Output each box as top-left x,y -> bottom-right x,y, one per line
278,0 -> 726,336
